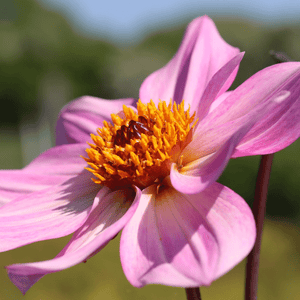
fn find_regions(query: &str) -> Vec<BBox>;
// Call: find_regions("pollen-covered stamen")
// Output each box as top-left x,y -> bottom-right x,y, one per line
82,99 -> 197,189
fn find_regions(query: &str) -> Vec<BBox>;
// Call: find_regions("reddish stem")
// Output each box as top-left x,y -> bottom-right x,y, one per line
185,287 -> 202,300
245,154 -> 274,300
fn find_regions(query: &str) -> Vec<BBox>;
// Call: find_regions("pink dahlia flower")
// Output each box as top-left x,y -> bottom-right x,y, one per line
1,16 -> 300,294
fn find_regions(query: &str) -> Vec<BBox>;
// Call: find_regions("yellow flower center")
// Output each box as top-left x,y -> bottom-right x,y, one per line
82,99 -> 197,190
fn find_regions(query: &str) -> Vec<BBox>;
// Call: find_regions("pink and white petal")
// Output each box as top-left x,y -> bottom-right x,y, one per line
120,183 -> 255,287
56,96 -> 137,145
6,186 -> 140,295
192,62 -> 300,158
0,170 -> 100,252
0,144 -> 88,205
139,15 -> 240,110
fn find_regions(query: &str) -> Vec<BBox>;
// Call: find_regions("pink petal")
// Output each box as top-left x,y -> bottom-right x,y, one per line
231,66 -> 300,156
171,63 -> 300,195
0,170 -> 99,252
139,15 -> 240,113
120,182 -> 255,287
183,63 -> 300,164
208,91 -> 232,114
6,187 -> 140,295
24,143 -> 88,175
56,96 -> 137,145
193,62 -> 300,159
173,102 -> 281,194
0,171 -> 68,207
0,144 -> 88,206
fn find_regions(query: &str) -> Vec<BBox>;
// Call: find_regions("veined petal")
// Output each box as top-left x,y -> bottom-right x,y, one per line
0,170 -> 99,252
24,143 -> 88,175
0,171 -> 68,207
171,85 -> 292,194
191,62 -> 300,159
183,63 -> 300,164
232,66 -> 300,156
56,96 -> 137,145
120,183 -> 255,287
0,144 -> 88,206
6,186 -> 140,295
139,15 -> 240,111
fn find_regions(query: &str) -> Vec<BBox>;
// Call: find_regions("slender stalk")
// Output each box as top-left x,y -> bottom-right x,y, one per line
185,287 -> 202,300
245,154 -> 274,300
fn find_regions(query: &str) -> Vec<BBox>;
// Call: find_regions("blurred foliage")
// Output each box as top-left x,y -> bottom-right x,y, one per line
1,1 -> 300,299
2,1 -> 300,125
0,0 -> 117,125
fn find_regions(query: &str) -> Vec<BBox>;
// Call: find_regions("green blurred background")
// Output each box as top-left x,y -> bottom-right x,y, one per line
0,0 -> 299,299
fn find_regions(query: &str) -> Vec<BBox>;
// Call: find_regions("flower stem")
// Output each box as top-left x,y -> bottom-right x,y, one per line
185,287 -> 202,300
245,154 -> 274,300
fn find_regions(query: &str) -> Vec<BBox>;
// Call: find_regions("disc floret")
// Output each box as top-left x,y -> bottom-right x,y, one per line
82,99 -> 197,189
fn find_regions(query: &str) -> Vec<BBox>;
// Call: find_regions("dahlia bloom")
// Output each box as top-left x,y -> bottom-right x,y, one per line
1,16 -> 300,295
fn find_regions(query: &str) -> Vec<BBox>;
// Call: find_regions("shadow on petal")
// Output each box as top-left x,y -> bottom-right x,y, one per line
121,183 -> 231,287
0,169 -> 100,252
6,186 -> 141,295
51,169 -> 101,217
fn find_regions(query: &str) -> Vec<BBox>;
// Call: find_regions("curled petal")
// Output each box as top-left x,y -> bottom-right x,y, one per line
6,187 -> 141,295
196,53 -> 244,121
231,65 -> 300,156
191,62 -> 300,159
120,183 -> 255,287
139,15 -> 240,112
174,104 -> 279,194
0,170 -> 99,252
0,144 -> 88,206
56,96 -> 137,145
183,63 -> 300,165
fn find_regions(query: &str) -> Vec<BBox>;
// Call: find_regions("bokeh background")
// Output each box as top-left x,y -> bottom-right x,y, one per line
1,0 -> 300,299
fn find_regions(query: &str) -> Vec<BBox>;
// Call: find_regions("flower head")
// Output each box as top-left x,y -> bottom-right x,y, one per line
1,15 -> 300,294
